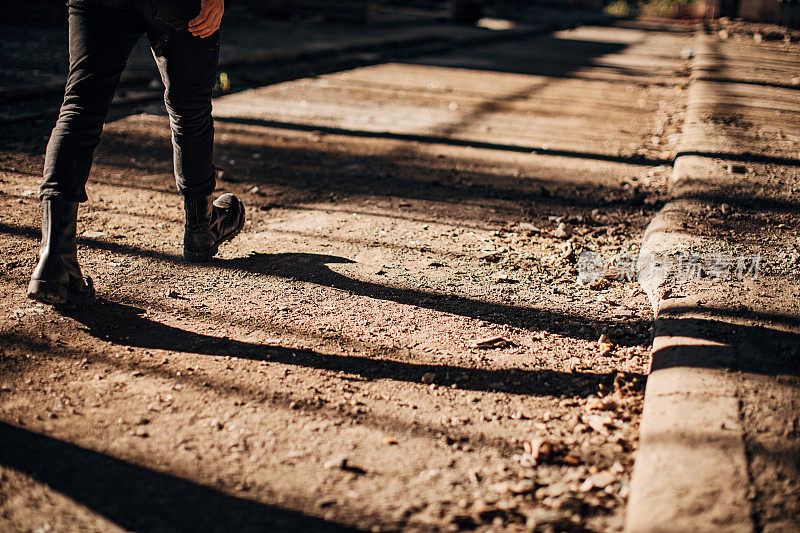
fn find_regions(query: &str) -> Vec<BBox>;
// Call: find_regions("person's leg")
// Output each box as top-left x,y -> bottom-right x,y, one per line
29,3 -> 144,307
151,23 -> 218,198
149,22 -> 244,262
41,3 -> 145,201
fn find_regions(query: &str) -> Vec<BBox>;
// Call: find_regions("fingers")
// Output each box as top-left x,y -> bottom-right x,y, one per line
189,1 -> 223,38
189,14 -> 221,38
187,4 -> 210,28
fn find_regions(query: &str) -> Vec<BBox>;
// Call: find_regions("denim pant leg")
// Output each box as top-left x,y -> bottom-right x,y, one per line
150,28 -> 219,198
40,5 -> 145,203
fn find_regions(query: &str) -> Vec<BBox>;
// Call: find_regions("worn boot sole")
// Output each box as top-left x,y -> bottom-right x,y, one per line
183,198 -> 246,263
27,278 -> 95,309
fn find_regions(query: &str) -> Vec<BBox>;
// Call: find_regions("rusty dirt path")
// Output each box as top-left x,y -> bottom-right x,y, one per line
0,19 -> 693,532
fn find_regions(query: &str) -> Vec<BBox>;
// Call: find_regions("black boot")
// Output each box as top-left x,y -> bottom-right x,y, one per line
27,197 -> 94,308
183,193 -> 245,263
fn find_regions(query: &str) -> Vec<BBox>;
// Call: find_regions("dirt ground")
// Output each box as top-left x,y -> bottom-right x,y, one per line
0,19 -> 694,532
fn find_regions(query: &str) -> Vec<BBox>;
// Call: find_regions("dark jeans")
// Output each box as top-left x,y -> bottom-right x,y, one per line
41,0 -> 219,203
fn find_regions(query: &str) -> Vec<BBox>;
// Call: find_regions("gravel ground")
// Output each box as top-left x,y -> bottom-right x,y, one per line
0,19 -> 693,532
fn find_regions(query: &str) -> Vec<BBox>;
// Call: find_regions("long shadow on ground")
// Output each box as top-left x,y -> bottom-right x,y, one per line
61,298 -> 637,397
0,223 -> 652,345
0,423 -> 355,532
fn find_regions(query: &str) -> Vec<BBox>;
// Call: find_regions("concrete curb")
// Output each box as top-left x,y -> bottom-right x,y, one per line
624,29 -> 756,533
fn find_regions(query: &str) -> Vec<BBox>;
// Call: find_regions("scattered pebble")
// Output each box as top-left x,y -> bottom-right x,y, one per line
471,336 -> 517,349
552,223 -> 571,239
323,455 -> 349,470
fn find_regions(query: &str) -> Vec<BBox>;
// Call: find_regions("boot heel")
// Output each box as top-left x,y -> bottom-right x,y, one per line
183,194 -> 244,262
27,279 -> 69,305
183,247 -> 214,263
29,198 -> 95,309
28,279 -> 94,309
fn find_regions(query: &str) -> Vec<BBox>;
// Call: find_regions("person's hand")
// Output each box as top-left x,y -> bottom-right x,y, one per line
189,0 -> 224,38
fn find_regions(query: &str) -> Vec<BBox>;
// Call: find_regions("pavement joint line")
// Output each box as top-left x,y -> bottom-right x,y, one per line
625,26 -> 755,533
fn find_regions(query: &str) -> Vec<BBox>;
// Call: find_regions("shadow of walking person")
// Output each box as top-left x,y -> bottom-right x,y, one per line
62,298 -> 634,397
225,252 -> 651,345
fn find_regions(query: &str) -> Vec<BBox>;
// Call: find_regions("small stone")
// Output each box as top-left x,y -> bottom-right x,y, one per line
522,437 -> 556,464
541,482 -> 570,498
589,471 -> 615,489
560,242 -> 575,261
585,413 -> 616,434
551,223 -> 570,239
579,478 -> 595,492
518,222 -> 542,233
585,398 -> 604,410
561,454 -> 581,465
510,479 -> 537,494
487,481 -> 511,494
324,455 -> 348,470
421,372 -> 436,384
598,343 -> 614,357
471,336 -> 516,349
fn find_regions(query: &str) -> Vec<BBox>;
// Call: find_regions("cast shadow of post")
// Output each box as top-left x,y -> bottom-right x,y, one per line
0,423 -> 356,532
